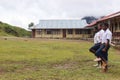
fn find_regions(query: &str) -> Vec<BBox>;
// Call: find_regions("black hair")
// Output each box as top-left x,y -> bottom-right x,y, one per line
103,22 -> 109,27
98,23 -> 103,26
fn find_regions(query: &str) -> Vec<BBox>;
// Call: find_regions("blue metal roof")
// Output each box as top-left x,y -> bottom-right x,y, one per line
31,19 -> 88,29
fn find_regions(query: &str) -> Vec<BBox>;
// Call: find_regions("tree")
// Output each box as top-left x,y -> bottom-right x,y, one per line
81,16 -> 98,24
28,22 -> 34,28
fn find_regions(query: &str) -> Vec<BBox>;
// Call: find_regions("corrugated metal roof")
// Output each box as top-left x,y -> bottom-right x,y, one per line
98,11 -> 120,21
86,21 -> 97,27
86,11 -> 120,27
30,19 -> 88,29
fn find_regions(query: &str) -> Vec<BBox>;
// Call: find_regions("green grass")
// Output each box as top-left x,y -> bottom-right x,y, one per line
0,38 -> 120,80
0,31 -> 12,36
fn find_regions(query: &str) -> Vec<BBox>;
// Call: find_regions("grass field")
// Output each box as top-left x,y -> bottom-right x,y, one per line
0,38 -> 120,80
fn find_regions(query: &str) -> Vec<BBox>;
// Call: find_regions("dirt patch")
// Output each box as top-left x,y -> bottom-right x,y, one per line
0,69 -> 5,75
116,50 -> 120,55
53,62 -> 75,69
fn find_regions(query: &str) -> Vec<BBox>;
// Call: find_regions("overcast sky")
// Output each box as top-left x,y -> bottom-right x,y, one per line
0,0 -> 120,30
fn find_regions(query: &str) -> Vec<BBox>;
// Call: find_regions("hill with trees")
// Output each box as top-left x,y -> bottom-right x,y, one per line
82,16 -> 98,24
0,21 -> 31,37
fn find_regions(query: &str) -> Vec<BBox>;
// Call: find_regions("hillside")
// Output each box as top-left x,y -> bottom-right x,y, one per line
0,21 -> 31,37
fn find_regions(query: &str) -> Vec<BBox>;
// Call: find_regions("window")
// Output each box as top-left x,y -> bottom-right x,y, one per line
86,30 -> 91,34
75,29 -> 82,34
119,22 -> 120,30
46,29 -> 52,34
68,29 -> 73,34
52,29 -> 60,35
36,29 -> 42,35
115,22 -> 117,31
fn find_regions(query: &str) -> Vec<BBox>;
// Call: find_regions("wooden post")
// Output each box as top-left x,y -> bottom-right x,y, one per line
32,29 -> 36,38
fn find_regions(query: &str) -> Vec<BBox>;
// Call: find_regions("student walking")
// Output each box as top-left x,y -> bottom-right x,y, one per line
89,24 -> 104,68
95,23 -> 112,72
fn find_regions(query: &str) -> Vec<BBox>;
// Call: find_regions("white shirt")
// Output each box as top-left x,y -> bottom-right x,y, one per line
94,29 -> 104,44
102,29 -> 112,44
99,29 -> 104,43
94,32 -> 99,44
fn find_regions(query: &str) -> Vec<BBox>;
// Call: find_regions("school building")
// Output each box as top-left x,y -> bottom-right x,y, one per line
30,11 -> 120,43
30,19 -> 92,39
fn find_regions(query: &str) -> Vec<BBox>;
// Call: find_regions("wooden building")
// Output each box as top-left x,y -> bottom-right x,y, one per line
86,11 -> 120,46
30,20 -> 92,39
87,11 -> 120,33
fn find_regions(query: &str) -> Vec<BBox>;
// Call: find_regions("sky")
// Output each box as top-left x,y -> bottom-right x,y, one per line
0,0 -> 120,30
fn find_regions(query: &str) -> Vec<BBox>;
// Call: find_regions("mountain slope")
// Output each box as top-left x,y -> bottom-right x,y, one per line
0,21 -> 30,37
